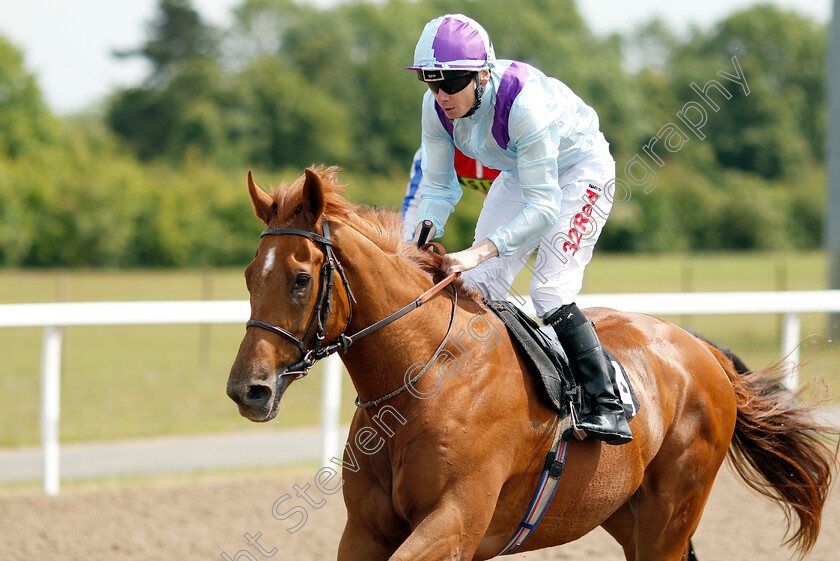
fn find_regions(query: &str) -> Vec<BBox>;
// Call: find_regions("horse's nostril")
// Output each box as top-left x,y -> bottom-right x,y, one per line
245,384 -> 271,405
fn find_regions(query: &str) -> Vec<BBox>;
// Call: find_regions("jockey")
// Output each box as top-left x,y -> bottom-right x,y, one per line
408,14 -> 631,444
401,146 -> 500,241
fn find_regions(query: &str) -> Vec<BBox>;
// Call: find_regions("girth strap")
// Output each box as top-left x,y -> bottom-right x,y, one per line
497,420 -> 569,555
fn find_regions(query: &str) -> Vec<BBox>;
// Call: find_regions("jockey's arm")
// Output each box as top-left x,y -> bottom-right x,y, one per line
486,120 -> 564,257
414,94 -> 461,239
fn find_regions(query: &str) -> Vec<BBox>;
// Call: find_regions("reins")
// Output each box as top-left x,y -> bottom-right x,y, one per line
246,216 -> 460,406
355,268 -> 458,409
343,248 -> 458,345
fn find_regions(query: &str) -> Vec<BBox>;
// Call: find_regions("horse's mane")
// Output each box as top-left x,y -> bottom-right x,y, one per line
270,166 -> 481,300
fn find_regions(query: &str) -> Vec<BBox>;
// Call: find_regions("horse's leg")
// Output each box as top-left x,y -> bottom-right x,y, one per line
600,503 -> 637,561
386,497 -> 498,561
624,461 -> 715,561
338,447 -> 410,561
601,501 -> 701,561
336,518 -> 394,561
629,381 -> 733,561
597,318 -> 736,561
599,407 -> 723,561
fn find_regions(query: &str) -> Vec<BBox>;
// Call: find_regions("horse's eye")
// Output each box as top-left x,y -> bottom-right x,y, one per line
294,274 -> 311,289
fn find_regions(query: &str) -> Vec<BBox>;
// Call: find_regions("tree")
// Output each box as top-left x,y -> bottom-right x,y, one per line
114,0 -> 220,87
0,36 -> 59,265
232,0 -> 426,172
0,36 -> 57,159
108,0 -> 231,163
237,56 -> 352,169
668,5 -> 827,180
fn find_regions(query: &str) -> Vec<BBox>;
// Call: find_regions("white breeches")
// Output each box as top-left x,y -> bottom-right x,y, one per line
461,138 -> 615,320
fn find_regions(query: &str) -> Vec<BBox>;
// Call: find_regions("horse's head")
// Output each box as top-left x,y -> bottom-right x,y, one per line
227,169 -> 352,422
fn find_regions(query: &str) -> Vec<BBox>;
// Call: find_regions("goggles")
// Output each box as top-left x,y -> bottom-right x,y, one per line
415,69 -> 476,95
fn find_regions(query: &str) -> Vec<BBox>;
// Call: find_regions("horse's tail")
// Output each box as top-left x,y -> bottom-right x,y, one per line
694,332 -> 839,557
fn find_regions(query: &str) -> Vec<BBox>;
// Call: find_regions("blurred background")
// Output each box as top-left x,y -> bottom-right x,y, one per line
0,0 -> 836,450
1,4 -> 839,560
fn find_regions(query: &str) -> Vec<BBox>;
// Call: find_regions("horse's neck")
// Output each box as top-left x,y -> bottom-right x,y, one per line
333,223 -> 455,403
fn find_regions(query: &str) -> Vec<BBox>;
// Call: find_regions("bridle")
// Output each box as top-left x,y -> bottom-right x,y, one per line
246,218 -> 355,377
246,215 -> 459,406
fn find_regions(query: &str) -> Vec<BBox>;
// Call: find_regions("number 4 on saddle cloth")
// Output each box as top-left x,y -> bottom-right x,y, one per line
486,300 -> 639,434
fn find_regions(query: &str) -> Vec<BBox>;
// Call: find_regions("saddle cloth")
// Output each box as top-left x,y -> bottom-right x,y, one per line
485,300 -> 639,420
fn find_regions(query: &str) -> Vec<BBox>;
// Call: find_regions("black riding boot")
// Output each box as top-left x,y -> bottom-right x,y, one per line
547,303 -> 632,445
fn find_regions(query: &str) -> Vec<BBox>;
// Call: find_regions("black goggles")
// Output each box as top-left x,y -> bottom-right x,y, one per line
415,69 -> 476,95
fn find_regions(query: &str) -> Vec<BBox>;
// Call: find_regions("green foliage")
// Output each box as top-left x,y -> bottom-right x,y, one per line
597,4 -> 828,253
0,0 -> 831,266
0,116 -> 264,267
114,0 -> 220,87
230,0 -> 428,172
236,56 -> 353,169
599,162 -> 825,253
665,4 -> 826,180
0,37 -> 58,159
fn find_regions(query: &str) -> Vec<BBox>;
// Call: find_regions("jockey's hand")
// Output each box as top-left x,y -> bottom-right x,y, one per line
441,238 -> 499,275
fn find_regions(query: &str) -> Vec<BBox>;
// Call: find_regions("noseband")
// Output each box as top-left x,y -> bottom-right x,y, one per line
246,215 -> 459,389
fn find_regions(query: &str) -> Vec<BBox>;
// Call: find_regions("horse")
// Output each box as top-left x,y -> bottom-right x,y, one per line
227,167 -> 838,561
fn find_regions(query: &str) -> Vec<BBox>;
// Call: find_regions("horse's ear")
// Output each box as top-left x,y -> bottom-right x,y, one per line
302,168 -> 325,223
247,171 -> 275,224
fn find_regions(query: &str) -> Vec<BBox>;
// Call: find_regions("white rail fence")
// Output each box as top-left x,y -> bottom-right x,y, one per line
2,290 -> 839,496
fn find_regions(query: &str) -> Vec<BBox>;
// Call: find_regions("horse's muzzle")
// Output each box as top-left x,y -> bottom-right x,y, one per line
226,373 -> 292,422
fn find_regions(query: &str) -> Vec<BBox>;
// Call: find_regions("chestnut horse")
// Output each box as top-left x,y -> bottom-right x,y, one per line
227,167 -> 837,561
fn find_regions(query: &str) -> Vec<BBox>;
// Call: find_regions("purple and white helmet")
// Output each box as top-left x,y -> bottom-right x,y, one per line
407,14 -> 495,82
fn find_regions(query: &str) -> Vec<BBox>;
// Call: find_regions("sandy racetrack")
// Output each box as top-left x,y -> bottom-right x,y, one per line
1,460 -> 838,561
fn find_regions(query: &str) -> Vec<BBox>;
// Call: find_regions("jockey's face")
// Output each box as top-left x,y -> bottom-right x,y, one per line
432,70 -> 489,119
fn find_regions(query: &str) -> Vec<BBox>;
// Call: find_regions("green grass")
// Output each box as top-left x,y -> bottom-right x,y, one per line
0,268 -> 361,447
0,251 -> 837,448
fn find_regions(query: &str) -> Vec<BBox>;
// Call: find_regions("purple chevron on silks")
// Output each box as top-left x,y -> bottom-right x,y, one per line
492,61 -> 529,150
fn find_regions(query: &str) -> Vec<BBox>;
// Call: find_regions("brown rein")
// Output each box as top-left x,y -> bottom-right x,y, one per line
352,241 -> 461,408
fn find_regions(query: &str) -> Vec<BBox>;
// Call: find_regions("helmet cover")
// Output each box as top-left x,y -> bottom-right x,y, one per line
407,14 -> 495,77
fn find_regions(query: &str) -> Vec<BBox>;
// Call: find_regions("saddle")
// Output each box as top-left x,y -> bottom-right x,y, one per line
485,300 -> 639,422
486,299 -> 642,554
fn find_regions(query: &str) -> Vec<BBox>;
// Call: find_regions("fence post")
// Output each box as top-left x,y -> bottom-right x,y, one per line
781,312 -> 801,392
40,326 -> 63,496
321,355 -> 343,467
